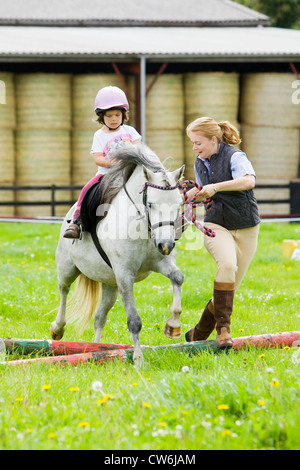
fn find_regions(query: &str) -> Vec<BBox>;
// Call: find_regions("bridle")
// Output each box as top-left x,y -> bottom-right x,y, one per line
123,176 -> 216,240
123,179 -> 181,239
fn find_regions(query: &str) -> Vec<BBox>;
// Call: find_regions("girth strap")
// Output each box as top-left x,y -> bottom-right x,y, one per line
90,226 -> 112,269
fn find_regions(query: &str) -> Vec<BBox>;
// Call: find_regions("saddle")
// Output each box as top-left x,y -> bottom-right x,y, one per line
80,177 -> 112,268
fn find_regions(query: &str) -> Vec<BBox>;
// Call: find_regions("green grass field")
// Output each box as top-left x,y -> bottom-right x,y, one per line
0,221 -> 299,450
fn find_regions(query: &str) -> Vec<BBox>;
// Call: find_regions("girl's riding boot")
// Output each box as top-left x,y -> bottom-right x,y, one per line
213,281 -> 235,350
63,218 -> 82,239
185,299 -> 216,342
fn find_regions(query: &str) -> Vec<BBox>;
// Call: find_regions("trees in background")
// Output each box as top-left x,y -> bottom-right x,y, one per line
235,0 -> 300,29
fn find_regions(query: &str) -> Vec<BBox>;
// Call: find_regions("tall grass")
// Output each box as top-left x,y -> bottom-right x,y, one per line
0,221 -> 299,450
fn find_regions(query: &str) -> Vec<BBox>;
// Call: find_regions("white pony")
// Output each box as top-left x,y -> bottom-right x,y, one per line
51,144 -> 185,365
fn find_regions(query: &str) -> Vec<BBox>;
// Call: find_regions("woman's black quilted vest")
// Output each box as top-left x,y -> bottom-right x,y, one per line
194,142 -> 260,230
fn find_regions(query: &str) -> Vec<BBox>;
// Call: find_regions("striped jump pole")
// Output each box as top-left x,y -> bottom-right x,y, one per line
1,331 -> 299,367
1,348 -> 134,367
0,338 -> 133,356
232,330 -> 300,350
144,331 -> 300,353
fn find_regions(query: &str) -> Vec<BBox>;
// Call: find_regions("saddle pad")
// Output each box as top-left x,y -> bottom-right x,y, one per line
80,177 -> 104,233
80,177 -> 112,268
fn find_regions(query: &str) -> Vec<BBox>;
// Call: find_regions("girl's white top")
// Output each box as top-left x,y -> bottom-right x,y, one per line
91,125 -> 142,175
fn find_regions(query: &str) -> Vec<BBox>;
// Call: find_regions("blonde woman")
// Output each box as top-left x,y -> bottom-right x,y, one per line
185,117 -> 260,349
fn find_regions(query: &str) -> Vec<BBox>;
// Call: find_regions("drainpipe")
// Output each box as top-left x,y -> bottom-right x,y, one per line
140,55 -> 146,143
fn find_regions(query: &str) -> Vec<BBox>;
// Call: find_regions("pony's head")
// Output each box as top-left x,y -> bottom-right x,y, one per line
142,164 -> 184,255
100,143 -> 185,255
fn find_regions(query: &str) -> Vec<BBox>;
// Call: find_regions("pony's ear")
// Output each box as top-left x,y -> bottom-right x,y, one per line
143,165 -> 155,182
171,165 -> 185,182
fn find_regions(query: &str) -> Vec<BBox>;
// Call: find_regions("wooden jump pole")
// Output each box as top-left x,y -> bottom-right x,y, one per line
0,338 -> 133,356
1,349 -> 133,367
1,331 -> 299,367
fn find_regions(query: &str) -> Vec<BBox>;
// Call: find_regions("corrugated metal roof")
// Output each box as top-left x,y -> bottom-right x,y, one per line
0,26 -> 299,60
0,0 -> 270,26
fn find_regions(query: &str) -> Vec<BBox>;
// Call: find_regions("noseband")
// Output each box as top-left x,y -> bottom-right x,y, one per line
123,179 -> 180,239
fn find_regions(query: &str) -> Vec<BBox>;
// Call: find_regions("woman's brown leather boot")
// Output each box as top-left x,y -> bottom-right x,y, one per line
185,299 -> 216,342
213,281 -> 235,350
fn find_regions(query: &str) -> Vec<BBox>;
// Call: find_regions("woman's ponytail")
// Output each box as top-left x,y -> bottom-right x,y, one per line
218,121 -> 241,146
186,117 -> 241,147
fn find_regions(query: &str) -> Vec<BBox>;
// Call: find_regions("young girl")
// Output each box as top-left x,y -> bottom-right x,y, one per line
64,86 -> 141,239
184,117 -> 260,349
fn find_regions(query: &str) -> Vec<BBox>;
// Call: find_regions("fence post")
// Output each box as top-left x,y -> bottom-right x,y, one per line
0,80 -> 5,104
51,185 -> 56,217
290,179 -> 300,216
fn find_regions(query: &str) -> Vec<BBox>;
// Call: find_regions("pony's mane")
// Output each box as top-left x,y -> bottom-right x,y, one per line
99,144 -> 169,205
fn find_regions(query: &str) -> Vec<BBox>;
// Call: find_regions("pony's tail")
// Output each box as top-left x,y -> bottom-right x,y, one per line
67,274 -> 102,335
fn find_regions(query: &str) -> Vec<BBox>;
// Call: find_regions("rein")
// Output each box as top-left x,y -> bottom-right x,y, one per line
123,177 -> 215,239
180,180 -> 216,238
123,178 -> 180,238
139,181 -> 180,193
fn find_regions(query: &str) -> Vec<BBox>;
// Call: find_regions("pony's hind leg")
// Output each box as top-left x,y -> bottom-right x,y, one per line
50,283 -> 71,340
94,284 -> 119,343
116,274 -> 143,365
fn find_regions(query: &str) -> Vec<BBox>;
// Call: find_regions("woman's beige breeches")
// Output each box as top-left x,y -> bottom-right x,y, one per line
203,223 -> 260,291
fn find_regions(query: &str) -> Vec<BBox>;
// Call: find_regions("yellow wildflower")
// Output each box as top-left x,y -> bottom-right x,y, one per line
271,378 -> 279,388
69,387 -> 80,392
42,384 -> 51,391
142,402 -> 151,409
217,404 -> 229,410
97,394 -> 113,405
221,429 -> 232,437
258,400 -> 266,406
78,422 -> 90,428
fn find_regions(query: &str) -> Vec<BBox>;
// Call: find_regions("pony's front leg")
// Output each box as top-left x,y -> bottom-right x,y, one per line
154,255 -> 184,339
164,268 -> 184,339
116,274 -> 143,366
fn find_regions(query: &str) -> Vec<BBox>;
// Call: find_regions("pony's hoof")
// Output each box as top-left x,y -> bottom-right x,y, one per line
164,323 -> 181,339
133,353 -> 143,367
50,324 -> 65,340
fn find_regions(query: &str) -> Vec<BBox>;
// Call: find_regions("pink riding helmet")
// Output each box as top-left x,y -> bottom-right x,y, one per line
94,86 -> 129,113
